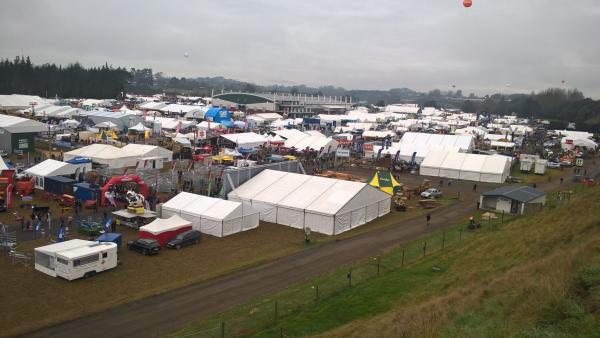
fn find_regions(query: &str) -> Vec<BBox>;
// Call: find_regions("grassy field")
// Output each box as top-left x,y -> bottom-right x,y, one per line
0,188 -> 451,337
168,185 -> 599,338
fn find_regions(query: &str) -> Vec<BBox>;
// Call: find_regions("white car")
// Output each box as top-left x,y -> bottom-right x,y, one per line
547,162 -> 561,169
421,188 -> 442,199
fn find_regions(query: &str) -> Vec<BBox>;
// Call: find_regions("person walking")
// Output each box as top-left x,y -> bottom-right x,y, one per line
426,213 -> 431,226
473,183 -> 477,192
46,212 -> 52,238
560,177 -> 564,185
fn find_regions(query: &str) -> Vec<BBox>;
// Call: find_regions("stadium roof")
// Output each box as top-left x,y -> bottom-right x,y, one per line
213,93 -> 275,104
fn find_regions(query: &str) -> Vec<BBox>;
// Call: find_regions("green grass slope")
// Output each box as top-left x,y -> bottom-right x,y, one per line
307,187 -> 600,338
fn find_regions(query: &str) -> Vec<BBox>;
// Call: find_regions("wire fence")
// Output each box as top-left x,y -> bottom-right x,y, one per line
171,212 -> 513,338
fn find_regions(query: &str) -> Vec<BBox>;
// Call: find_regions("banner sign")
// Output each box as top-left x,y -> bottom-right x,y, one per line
336,149 -> 350,158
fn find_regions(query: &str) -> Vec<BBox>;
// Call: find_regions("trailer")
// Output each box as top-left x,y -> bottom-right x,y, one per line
534,159 -> 548,175
35,239 -> 118,281
44,176 -> 76,196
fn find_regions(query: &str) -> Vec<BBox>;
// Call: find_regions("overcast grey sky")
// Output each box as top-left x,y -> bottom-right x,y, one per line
1,0 -> 599,98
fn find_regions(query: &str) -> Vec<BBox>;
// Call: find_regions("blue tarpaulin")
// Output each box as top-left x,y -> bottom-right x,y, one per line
204,107 -> 232,124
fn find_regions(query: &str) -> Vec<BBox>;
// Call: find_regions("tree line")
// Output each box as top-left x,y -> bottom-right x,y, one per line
460,88 -> 600,130
0,56 -> 130,99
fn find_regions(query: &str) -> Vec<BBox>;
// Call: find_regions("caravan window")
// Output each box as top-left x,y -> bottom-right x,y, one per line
57,257 -> 68,265
102,252 -> 107,258
73,254 -> 99,267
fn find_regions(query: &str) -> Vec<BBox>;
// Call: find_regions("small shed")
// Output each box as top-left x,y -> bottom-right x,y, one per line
479,186 -> 546,215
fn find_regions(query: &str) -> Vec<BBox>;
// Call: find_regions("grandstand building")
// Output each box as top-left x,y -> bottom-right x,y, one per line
211,92 -> 353,117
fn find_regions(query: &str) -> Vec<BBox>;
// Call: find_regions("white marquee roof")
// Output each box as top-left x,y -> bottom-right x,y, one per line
228,170 -> 389,216
0,114 -> 47,133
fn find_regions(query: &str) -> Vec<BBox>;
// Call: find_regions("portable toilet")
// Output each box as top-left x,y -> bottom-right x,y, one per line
534,159 -> 548,175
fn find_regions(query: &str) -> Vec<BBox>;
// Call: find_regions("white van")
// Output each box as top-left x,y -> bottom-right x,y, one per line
35,240 -> 118,281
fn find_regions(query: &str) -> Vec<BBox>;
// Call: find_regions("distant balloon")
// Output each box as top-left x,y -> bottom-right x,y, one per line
561,80 -> 565,84
463,0 -> 472,8
184,52 -> 190,58
452,84 -> 456,88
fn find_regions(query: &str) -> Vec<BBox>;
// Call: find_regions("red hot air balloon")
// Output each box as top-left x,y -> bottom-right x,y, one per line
463,0 -> 472,8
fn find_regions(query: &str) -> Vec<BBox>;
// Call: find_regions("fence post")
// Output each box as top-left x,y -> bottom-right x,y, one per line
220,322 -> 225,338
442,232 -> 446,250
501,210 -> 504,226
401,249 -> 405,267
312,285 -> 319,301
347,269 -> 352,287
274,300 -> 278,325
423,241 -> 427,257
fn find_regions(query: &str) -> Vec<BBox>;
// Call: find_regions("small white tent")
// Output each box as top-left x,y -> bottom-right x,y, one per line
24,159 -> 91,189
161,192 -> 259,237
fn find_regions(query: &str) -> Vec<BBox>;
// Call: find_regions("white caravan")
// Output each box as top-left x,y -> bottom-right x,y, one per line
35,239 -> 118,280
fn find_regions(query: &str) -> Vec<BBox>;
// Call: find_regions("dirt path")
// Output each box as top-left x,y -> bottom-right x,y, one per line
20,163 -> 598,338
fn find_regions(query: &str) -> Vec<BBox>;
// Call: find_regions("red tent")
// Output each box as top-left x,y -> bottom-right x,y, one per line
138,215 -> 192,246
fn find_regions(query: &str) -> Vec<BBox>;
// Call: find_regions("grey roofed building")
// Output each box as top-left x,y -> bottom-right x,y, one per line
480,186 -> 546,215
0,114 -> 47,154
481,186 -> 545,203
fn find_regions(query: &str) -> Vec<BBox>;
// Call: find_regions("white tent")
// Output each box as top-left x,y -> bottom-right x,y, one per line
284,134 -> 339,153
197,121 -> 222,130
61,119 -> 80,128
64,143 -> 172,168
220,132 -> 267,149
420,151 -> 511,183
380,132 -> 473,163
95,121 -> 118,129
0,157 -> 8,170
129,122 -> 150,132
120,144 -> 173,161
24,159 -> 91,189
228,170 -> 391,235
161,192 -> 259,237
64,144 -> 135,168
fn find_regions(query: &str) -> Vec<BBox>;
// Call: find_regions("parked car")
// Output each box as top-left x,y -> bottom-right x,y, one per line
547,162 -> 561,169
166,230 -> 202,250
420,188 -> 442,199
127,238 -> 161,255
